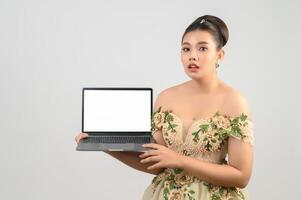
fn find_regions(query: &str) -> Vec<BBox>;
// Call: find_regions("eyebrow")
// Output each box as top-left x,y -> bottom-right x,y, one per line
182,41 -> 209,45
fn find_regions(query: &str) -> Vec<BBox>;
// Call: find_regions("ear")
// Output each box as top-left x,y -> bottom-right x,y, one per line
217,48 -> 225,62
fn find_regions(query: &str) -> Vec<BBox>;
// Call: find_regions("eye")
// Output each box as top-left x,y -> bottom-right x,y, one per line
181,47 -> 189,52
199,47 -> 207,51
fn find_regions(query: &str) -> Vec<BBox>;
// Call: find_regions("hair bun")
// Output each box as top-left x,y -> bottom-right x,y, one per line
182,15 -> 229,49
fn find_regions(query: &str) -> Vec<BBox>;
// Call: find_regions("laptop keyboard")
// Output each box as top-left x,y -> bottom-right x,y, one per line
81,136 -> 151,144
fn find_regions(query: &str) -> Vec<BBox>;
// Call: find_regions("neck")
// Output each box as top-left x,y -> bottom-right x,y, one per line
188,72 -> 221,94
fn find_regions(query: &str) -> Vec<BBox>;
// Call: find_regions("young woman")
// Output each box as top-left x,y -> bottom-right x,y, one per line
75,15 -> 254,200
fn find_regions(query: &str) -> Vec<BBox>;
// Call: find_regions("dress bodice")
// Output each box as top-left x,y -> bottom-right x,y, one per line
142,106 -> 254,200
152,106 -> 254,159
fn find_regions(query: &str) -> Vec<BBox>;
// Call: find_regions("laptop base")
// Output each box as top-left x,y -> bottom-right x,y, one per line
76,139 -> 154,152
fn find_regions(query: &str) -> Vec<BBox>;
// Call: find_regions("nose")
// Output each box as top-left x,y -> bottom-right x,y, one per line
189,57 -> 196,61
189,49 -> 198,61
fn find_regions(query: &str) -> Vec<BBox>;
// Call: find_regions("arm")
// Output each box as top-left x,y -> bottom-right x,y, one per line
178,138 -> 253,188
104,151 -> 164,175
142,139 -> 253,188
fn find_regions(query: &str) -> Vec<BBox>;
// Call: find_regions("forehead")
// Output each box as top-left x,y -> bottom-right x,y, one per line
182,30 -> 215,46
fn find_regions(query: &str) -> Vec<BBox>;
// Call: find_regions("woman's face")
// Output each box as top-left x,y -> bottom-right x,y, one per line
181,30 -> 223,79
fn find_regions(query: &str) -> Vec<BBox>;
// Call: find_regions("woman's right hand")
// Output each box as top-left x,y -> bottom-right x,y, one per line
75,132 -> 89,144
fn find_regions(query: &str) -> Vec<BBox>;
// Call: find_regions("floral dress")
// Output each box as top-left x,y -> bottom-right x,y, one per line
142,106 -> 254,200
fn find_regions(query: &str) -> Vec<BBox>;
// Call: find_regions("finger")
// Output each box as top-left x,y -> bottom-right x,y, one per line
75,134 -> 81,143
75,134 -> 80,143
75,136 -> 81,144
139,149 -> 158,158
140,156 -> 161,164
75,133 -> 88,143
80,132 -> 88,138
147,162 -> 162,170
139,153 -> 148,159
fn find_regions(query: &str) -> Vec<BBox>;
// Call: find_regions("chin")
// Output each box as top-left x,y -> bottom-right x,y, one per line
185,72 -> 203,80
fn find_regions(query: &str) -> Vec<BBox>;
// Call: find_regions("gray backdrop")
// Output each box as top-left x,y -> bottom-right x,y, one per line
1,0 -> 300,199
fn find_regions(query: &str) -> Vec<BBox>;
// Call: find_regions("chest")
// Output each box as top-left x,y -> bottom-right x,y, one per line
167,97 -> 227,131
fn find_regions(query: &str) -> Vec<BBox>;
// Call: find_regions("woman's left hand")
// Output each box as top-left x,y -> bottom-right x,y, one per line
139,143 -> 184,170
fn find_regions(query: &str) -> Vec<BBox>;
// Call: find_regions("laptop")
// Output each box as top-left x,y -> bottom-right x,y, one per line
76,87 -> 154,152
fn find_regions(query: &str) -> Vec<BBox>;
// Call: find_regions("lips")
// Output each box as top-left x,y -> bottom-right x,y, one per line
188,63 -> 200,69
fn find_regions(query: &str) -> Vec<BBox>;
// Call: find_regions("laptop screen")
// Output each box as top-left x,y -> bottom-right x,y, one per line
83,88 -> 152,133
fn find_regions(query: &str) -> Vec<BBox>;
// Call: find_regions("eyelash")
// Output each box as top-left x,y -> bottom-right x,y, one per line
182,47 -> 207,52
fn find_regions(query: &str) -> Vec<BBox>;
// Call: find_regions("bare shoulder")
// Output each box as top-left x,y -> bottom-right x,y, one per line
222,84 -> 253,120
153,83 -> 184,111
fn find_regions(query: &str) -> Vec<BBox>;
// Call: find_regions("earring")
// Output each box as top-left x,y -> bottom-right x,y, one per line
216,63 -> 220,68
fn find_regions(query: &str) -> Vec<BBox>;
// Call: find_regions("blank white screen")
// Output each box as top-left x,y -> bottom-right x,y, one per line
83,89 -> 151,132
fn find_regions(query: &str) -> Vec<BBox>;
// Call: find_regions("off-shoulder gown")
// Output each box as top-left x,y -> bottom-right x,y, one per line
142,106 -> 254,200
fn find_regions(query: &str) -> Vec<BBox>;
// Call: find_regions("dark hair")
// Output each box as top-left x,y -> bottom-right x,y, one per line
181,15 -> 229,50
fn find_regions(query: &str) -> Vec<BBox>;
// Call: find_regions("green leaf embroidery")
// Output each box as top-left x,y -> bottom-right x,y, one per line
188,193 -> 196,200
167,174 -> 175,181
151,176 -> 162,187
240,113 -> 248,121
192,129 -> 201,142
199,124 -> 210,132
203,182 -> 245,200
165,113 -> 173,122
167,123 -> 178,131
169,181 -> 175,190
174,168 -> 183,174
163,187 -> 169,200
189,190 -> 195,194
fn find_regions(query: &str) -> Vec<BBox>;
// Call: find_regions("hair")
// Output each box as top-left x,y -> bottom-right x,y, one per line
181,15 -> 229,50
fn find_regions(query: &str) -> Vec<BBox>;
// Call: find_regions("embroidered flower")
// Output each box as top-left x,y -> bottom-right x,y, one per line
163,181 -> 170,188
199,129 -> 226,152
191,112 -> 252,153
174,173 -> 194,186
151,107 -> 166,132
180,186 -> 189,193
181,186 -> 196,200
160,169 -> 172,179
151,106 -> 178,136
211,112 -> 231,130
151,168 -> 198,200
169,190 -> 183,200
203,182 -> 245,200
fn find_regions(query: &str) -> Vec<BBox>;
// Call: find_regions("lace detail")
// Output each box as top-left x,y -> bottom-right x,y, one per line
151,106 -> 254,154
151,167 -> 246,200
151,168 -> 200,200
147,106 -> 254,200
203,182 -> 246,200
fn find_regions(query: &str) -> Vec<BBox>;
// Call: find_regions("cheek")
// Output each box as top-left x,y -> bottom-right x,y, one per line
180,54 -> 188,64
200,54 -> 215,64
200,58 -> 211,65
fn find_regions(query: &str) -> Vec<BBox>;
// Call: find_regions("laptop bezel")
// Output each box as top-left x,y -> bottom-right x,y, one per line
82,87 -> 153,136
